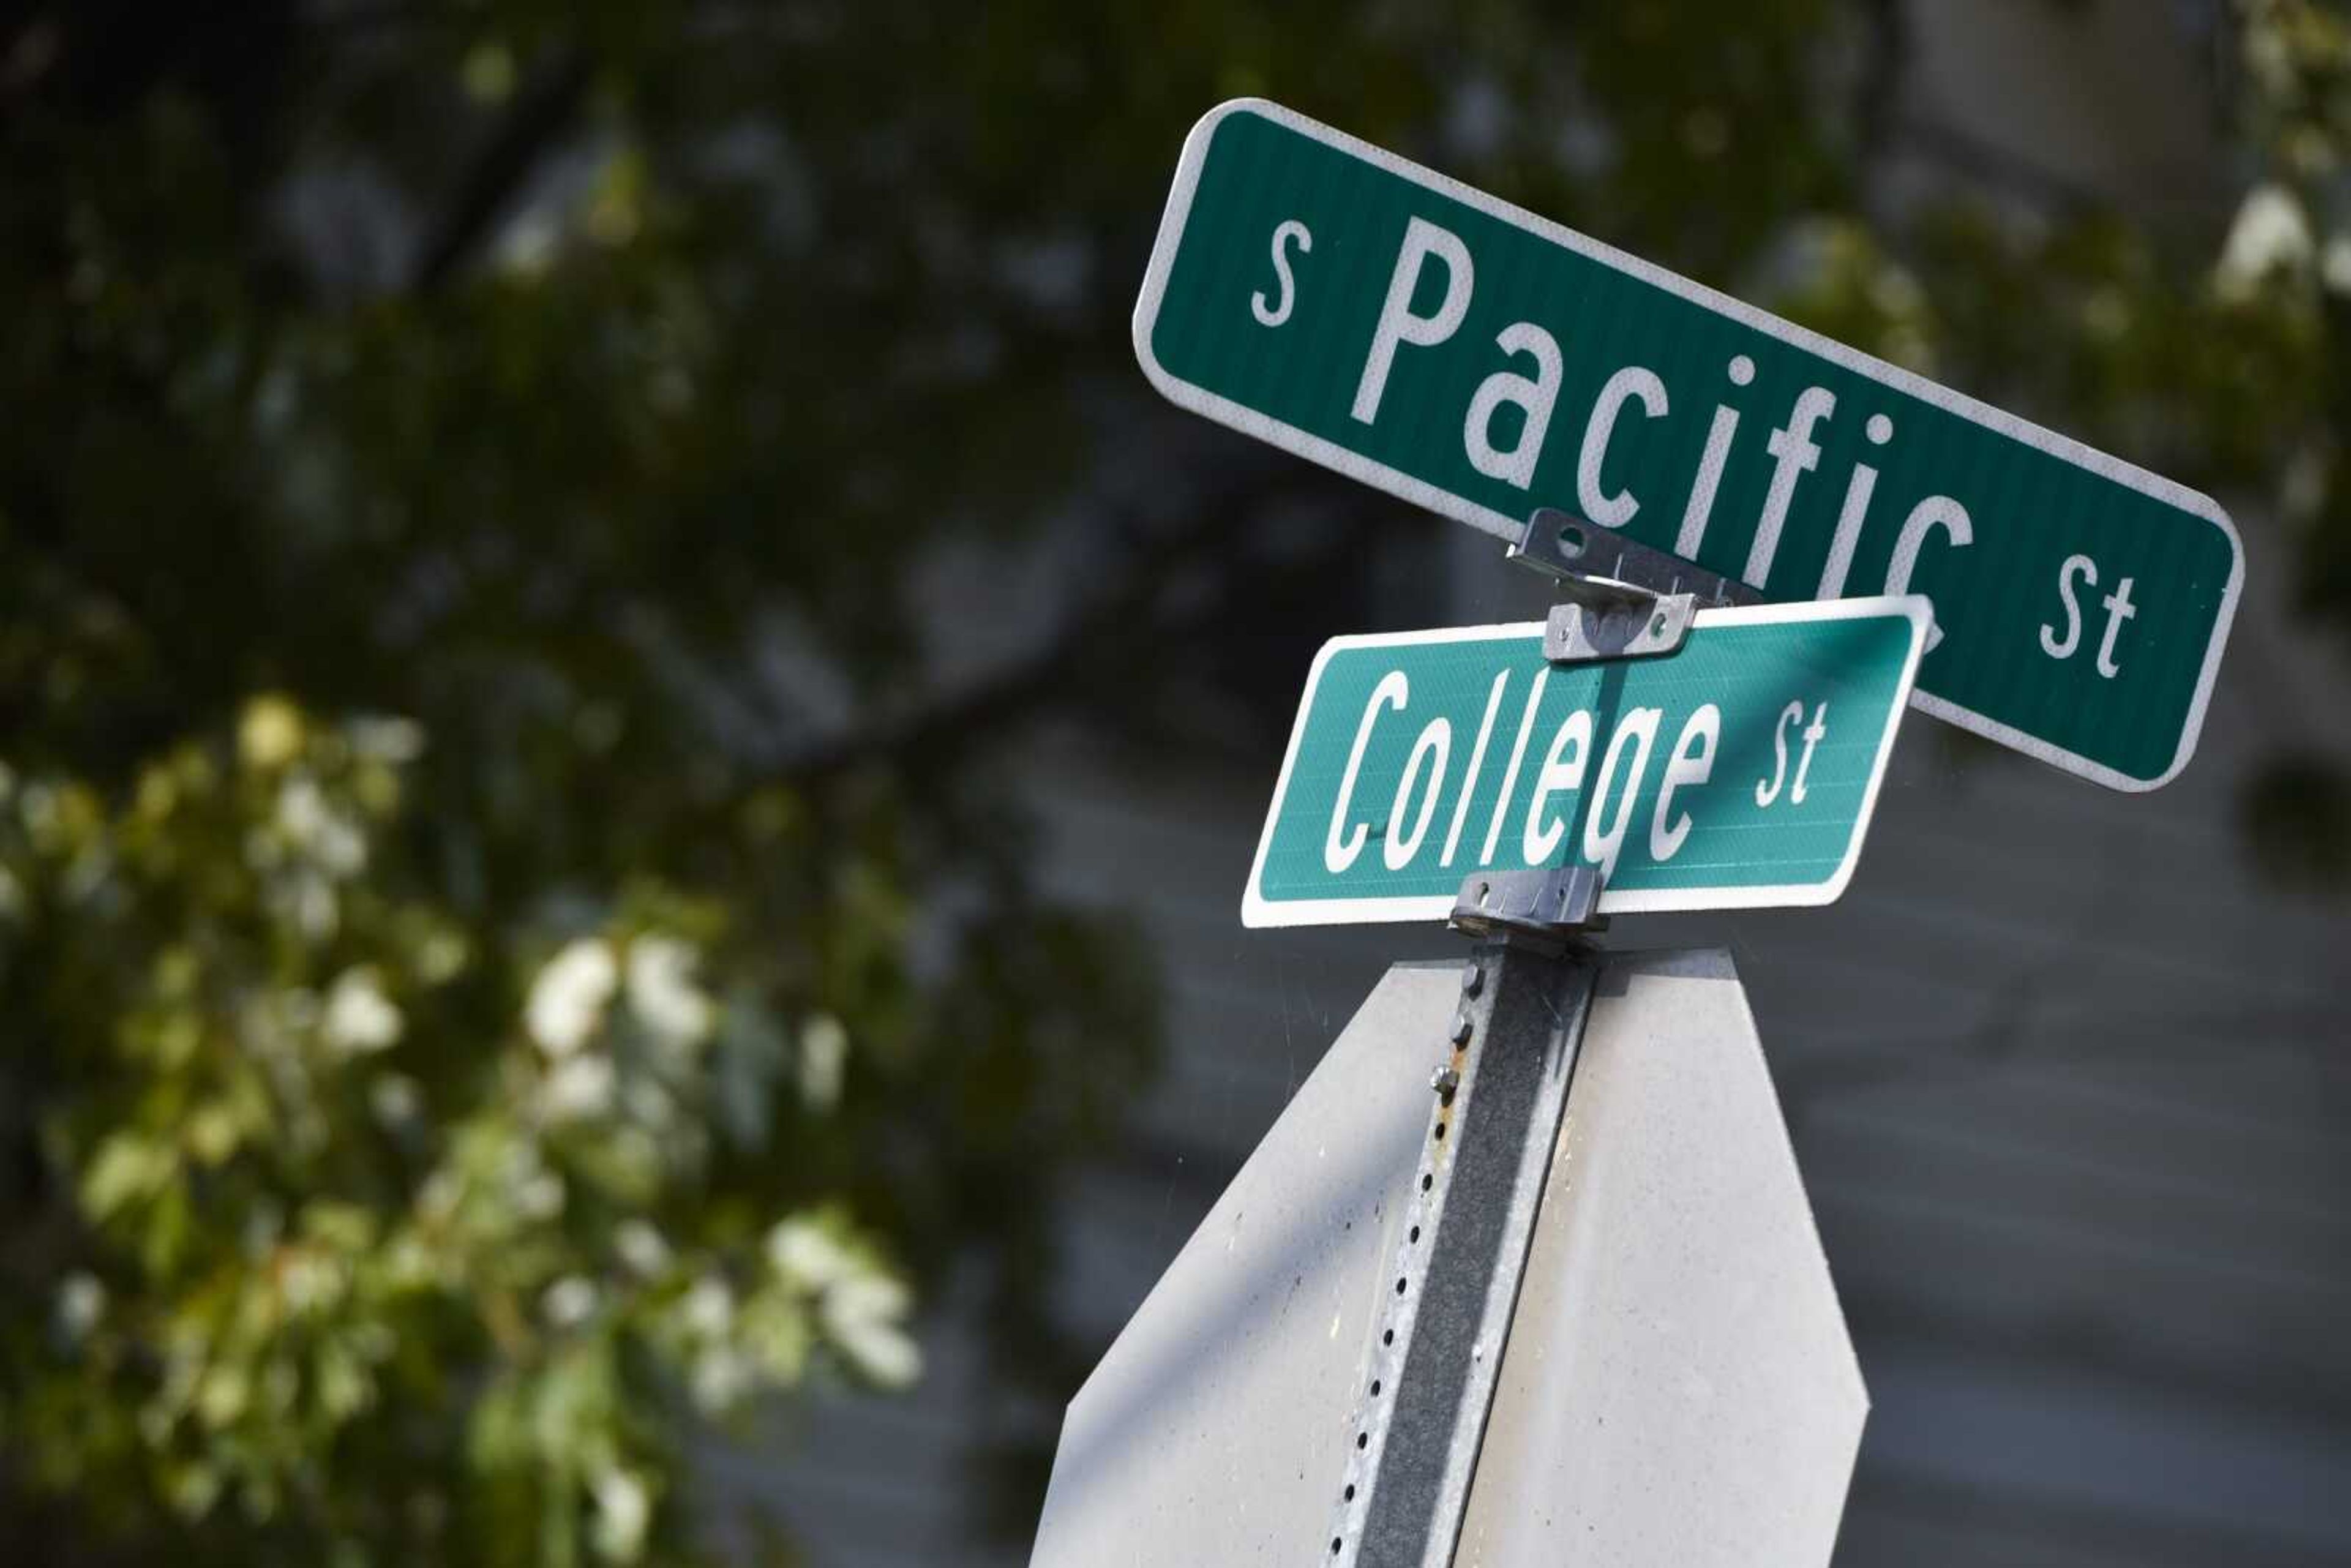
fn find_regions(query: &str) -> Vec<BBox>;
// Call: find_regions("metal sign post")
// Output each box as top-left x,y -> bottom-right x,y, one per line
1329,874 -> 1596,1568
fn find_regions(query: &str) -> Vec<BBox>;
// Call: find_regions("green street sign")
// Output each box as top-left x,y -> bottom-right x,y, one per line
1243,599 -> 1928,926
1136,100 -> 2242,792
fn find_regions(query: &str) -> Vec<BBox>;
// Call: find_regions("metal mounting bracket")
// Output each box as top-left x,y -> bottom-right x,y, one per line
1507,506 -> 1760,665
1447,866 -> 1607,949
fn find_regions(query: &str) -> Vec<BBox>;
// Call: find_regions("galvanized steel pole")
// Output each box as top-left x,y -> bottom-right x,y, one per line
1322,869 -> 1602,1568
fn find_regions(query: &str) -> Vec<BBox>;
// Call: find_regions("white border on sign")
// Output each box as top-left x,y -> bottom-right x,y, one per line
1132,97 -> 2243,794
1237,596 -> 1932,928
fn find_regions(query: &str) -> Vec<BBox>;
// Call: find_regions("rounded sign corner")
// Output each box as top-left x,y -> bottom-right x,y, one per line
1192,96 -> 1280,137
1885,592 -> 1935,660
2171,482 -> 2249,570
1127,306 -> 1181,402
2120,735 -> 2198,795
1812,847 -> 1864,909
1299,631 -> 1352,690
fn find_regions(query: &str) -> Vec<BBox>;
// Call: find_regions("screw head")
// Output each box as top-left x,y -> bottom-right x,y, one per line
1449,1009 -> 1474,1045
1459,962 -> 1484,998
1430,1065 -> 1461,1097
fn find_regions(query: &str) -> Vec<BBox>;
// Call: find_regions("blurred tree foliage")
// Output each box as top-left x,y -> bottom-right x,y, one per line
0,1 -> 2344,1565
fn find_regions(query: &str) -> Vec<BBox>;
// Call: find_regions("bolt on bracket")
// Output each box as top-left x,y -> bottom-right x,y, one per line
1449,866 -> 1606,947
1507,506 -> 1760,665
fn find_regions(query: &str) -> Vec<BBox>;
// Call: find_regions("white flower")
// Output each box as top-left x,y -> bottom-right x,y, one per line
542,1275 -> 599,1329
613,1220 -> 670,1278
527,939 -> 617,1057
281,1252 -> 343,1314
370,1074 -> 421,1127
516,1169 -> 566,1221
798,1013 -> 849,1110
625,936 -> 713,1049
239,697 -> 304,770
416,1168 -> 462,1223
621,1076 -> 676,1131
276,775 -> 367,877
418,929 -> 468,983
2216,182 -> 2314,299
496,211 -> 559,277
766,1217 -> 857,1291
689,1346 -> 751,1414
2323,233 -> 2351,298
348,715 -> 425,764
591,1466 -> 651,1562
321,968 -> 403,1056
542,1053 -> 615,1121
822,1275 -> 921,1387
56,1272 -> 106,1341
20,782 -> 58,839
680,1275 -> 733,1338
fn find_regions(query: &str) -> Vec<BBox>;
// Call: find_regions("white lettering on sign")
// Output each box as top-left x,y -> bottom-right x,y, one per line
1756,701 -> 1829,808
1793,703 -> 1828,804
1352,218 -> 1473,424
1317,664 -> 1854,888
1818,414 -> 1895,598
1578,366 -> 1669,528
1327,670 -> 1408,873
1521,707 -> 1593,865
1251,219 -> 1312,328
2038,553 -> 2135,678
1583,707 -> 1662,880
1441,671 -> 1511,867
1883,496 -> 1973,652
1757,702 -> 1798,808
1678,356 -> 1753,558
2040,553 -> 2095,661
1464,323 -> 1564,489
1480,667 -> 1550,866
1651,704 -> 1720,861
1385,718 -> 1452,870
1746,387 -> 1838,590
1340,220 -> 2042,648
1325,221 -> 2194,696
2097,576 -> 2137,678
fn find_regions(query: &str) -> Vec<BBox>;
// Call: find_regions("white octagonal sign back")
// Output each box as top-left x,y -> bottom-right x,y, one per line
1029,949 -> 1867,1567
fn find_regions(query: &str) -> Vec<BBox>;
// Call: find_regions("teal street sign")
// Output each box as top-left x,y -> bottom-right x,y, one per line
1135,100 -> 2243,792
1243,598 -> 1929,926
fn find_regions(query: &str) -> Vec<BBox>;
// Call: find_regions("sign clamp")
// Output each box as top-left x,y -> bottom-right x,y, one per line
1507,505 -> 1760,664
1447,864 -> 1603,947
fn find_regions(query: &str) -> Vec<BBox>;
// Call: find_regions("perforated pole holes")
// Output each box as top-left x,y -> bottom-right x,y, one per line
1324,959 -> 1480,1559
1322,937 -> 1597,1568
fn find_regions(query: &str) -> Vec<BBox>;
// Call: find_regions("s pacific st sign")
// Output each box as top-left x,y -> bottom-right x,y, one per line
1134,100 -> 2243,792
